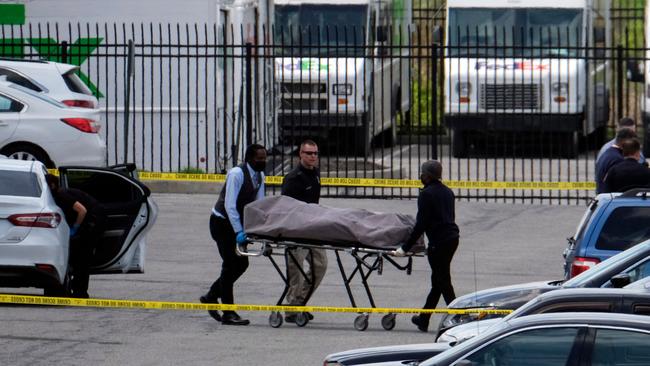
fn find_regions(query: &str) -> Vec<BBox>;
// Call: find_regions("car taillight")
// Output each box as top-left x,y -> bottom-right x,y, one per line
60,118 -> 100,133
570,257 -> 600,278
62,99 -> 96,108
8,213 -> 61,228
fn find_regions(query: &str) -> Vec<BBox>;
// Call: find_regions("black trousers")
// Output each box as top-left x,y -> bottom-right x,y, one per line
207,215 -> 249,310
420,237 -> 459,324
70,208 -> 106,296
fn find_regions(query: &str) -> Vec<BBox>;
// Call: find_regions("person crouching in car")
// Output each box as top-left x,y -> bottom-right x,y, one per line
46,174 -> 106,298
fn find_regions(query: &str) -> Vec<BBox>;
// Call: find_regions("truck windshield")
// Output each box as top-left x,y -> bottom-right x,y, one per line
447,8 -> 583,57
274,4 -> 368,57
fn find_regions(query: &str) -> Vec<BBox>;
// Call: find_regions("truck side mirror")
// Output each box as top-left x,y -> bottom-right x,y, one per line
627,60 -> 645,83
593,27 -> 606,44
376,26 -> 388,43
610,273 -> 632,288
433,25 -> 443,44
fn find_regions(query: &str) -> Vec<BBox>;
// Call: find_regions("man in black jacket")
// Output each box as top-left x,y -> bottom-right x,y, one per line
46,174 -> 106,298
281,140 -> 326,323
604,138 -> 650,193
393,160 -> 459,332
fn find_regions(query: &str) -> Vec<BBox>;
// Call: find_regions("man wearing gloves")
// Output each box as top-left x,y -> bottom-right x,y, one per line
45,174 -> 105,298
393,160 -> 459,332
201,144 -> 267,325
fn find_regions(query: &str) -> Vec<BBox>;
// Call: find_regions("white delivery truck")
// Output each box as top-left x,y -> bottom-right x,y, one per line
273,0 -> 412,156
3,0 -> 275,172
442,0 -> 611,157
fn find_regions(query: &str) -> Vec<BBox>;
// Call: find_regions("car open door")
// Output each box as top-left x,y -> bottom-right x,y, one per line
58,165 -> 158,274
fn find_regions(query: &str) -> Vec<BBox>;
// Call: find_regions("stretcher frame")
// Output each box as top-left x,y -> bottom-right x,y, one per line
237,236 -> 417,331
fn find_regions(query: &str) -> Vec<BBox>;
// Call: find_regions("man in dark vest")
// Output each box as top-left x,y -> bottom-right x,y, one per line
604,138 -> 650,193
200,144 -> 267,325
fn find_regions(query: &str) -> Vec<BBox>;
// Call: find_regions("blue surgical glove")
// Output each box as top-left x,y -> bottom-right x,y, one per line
236,231 -> 248,245
69,224 -> 80,237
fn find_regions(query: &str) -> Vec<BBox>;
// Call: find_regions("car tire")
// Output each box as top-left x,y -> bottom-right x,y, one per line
2,144 -> 54,168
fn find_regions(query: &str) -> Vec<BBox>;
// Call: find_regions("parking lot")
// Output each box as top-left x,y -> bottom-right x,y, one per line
0,193 -> 586,365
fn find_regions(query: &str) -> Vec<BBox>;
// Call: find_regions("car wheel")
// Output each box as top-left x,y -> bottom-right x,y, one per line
2,144 -> 53,168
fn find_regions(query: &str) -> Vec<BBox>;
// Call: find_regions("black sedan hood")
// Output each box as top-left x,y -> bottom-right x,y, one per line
448,280 -> 562,309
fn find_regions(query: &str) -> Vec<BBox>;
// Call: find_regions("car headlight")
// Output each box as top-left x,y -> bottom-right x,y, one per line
332,84 -> 352,95
552,82 -> 569,95
439,309 -> 497,332
455,82 -> 472,96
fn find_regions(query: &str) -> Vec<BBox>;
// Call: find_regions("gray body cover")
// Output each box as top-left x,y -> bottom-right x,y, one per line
244,195 -> 424,251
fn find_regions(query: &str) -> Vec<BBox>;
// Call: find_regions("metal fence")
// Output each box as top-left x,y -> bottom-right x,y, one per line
1,21 -> 649,203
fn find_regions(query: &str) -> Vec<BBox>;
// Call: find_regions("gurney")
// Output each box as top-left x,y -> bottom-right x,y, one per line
237,196 -> 424,331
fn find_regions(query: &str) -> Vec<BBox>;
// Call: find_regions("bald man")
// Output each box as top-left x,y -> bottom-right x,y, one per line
394,160 -> 460,332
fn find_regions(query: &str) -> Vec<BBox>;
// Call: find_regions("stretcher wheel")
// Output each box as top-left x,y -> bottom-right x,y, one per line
295,312 -> 309,327
354,314 -> 369,331
381,313 -> 396,330
269,311 -> 283,328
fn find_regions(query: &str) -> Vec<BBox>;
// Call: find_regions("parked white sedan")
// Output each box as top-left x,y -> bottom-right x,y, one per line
0,158 -> 158,296
0,79 -> 106,167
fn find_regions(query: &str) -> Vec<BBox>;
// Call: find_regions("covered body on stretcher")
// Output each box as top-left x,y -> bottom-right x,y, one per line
242,195 -> 424,252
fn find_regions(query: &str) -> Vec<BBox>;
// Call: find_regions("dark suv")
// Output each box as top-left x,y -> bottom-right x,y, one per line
563,188 -> 650,279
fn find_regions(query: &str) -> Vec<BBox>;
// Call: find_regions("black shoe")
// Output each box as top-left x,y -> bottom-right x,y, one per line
221,312 -> 250,326
284,313 -> 297,323
199,294 -> 221,322
306,312 -> 314,320
412,315 -> 429,332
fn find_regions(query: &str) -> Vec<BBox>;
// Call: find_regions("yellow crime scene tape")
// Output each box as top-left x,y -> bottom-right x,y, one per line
0,294 -> 512,315
137,172 -> 595,191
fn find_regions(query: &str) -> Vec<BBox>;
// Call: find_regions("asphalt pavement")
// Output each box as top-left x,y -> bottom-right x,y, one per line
0,194 -> 586,365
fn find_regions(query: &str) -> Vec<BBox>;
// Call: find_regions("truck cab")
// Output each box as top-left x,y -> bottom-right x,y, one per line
273,0 -> 412,156
444,0 -> 611,157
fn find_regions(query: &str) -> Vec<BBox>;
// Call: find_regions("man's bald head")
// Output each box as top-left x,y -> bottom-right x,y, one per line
421,160 -> 442,181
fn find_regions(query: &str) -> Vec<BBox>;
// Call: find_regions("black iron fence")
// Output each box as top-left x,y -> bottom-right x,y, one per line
1,22 -> 649,203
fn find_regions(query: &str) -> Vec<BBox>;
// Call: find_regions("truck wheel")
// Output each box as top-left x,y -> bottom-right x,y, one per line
451,128 -> 467,158
353,120 -> 371,157
378,125 -> 397,148
563,131 -> 579,158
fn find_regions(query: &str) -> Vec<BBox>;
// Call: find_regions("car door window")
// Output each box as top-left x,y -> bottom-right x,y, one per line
591,328 -> 650,366
621,258 -> 650,284
0,94 -> 23,112
595,207 -> 650,251
460,327 -> 580,366
0,68 -> 43,92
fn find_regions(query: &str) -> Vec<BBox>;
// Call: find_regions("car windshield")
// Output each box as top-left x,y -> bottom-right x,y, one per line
0,170 -> 41,197
420,320 -> 511,365
274,4 -> 368,57
564,241 -> 650,288
447,8 -> 583,57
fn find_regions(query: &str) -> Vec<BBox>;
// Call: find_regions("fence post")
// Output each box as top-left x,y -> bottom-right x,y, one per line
245,42 -> 253,147
617,44 -> 623,122
431,42 -> 438,160
61,41 -> 68,63
124,39 -> 135,164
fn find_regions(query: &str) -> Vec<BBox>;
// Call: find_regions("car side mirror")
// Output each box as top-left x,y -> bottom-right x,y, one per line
376,26 -> 388,43
627,60 -> 645,83
611,273 -> 632,288
433,25 -> 443,44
